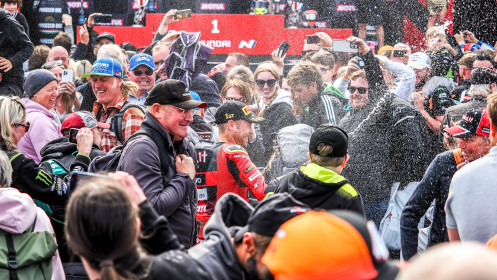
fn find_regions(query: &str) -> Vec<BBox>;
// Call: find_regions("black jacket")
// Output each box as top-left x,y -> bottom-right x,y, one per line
118,112 -> 198,248
339,50 -> 425,203
188,193 -> 253,280
40,135 -> 106,169
14,12 -> 29,37
400,150 -> 458,260
125,202 -> 212,280
1,144 -> 90,206
301,91 -> 344,128
0,11 -> 34,92
273,163 -> 365,215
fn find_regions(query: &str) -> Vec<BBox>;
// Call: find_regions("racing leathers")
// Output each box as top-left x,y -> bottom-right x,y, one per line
195,142 -> 267,242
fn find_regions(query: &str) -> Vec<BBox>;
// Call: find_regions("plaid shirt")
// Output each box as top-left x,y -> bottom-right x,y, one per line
93,96 -> 145,152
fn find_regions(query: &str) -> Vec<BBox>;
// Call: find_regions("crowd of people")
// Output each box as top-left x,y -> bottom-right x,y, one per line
3,3 -> 497,280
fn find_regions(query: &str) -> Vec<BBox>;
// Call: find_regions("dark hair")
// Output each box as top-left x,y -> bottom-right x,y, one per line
310,50 -> 336,68
53,32 -> 72,55
474,50 -> 496,68
65,178 -> 149,280
1,0 -> 21,7
120,42 -> 137,52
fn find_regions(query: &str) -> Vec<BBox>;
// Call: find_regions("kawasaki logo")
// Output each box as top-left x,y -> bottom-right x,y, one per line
238,40 -> 257,49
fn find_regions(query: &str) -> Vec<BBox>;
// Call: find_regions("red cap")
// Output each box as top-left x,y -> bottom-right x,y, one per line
61,111 -> 110,131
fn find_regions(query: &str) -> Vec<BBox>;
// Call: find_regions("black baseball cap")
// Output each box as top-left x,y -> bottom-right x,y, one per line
233,193 -> 310,242
96,32 -> 115,44
214,101 -> 264,124
470,67 -> 497,85
145,79 -> 207,109
309,125 -> 349,157
445,108 -> 490,138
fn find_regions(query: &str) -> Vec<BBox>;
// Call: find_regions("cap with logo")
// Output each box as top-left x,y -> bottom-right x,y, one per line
470,67 -> 497,85
445,108 -> 490,138
81,57 -> 123,78
214,101 -> 264,124
232,193 -> 310,242
129,53 -> 155,71
145,79 -> 206,109
61,111 -> 110,131
408,52 -> 432,69
96,32 -> 115,44
309,125 -> 348,157
261,210 -> 400,280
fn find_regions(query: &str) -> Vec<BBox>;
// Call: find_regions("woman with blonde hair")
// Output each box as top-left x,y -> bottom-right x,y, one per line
219,78 -> 253,105
254,62 -> 297,163
65,172 -> 212,280
0,95 -> 93,205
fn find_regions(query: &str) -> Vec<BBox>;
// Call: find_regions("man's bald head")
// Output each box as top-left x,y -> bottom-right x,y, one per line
47,46 -> 69,69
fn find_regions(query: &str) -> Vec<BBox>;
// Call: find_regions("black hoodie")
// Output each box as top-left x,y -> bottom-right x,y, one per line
40,135 -> 106,169
273,163 -> 365,216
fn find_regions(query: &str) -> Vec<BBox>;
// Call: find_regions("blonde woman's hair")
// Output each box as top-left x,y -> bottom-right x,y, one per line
0,96 -> 26,151
121,81 -> 139,97
254,63 -> 281,116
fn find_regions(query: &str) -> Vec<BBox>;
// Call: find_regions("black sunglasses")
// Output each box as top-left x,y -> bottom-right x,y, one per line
14,122 -> 30,132
256,79 -> 277,88
349,86 -> 368,94
133,69 -> 154,76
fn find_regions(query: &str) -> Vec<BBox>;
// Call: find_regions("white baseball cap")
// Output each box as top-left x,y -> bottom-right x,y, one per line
408,52 -> 432,70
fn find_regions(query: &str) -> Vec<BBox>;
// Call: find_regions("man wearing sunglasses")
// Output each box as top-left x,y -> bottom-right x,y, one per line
127,53 -> 156,105
118,80 -> 207,248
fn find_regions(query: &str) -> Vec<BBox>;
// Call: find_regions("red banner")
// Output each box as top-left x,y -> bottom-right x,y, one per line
90,14 -> 352,55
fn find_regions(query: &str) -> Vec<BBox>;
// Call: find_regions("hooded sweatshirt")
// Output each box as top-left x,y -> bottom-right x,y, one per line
189,193 -> 254,280
0,187 -> 64,279
273,162 -> 365,216
18,98 -> 62,163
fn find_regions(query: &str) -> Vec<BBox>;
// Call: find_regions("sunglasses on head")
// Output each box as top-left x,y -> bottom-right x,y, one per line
256,79 -> 277,88
349,86 -> 368,94
14,122 -> 30,132
133,69 -> 154,76
43,60 -> 64,69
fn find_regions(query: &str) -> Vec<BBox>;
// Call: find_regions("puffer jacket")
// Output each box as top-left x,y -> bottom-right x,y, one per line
118,112 -> 198,248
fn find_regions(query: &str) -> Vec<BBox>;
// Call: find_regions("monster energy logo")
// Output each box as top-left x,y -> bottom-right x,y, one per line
35,170 -> 53,187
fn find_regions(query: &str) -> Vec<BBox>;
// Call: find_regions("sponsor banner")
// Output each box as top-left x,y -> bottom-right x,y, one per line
67,1 -> 89,9
91,14 -> 352,55
336,4 -> 356,12
200,3 -> 226,11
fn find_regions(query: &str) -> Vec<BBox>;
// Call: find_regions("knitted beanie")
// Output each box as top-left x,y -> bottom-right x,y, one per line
24,69 -> 58,98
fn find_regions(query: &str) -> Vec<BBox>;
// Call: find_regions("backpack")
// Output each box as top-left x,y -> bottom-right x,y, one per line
263,124 -> 315,182
0,220 -> 57,280
89,126 -> 169,173
109,102 -> 146,144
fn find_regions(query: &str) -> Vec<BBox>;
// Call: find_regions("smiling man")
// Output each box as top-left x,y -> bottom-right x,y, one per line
83,57 -> 145,152
194,101 -> 267,243
118,79 -> 206,248
127,53 -> 156,105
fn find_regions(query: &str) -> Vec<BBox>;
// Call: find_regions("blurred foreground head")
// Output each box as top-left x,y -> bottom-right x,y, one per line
397,242 -> 497,280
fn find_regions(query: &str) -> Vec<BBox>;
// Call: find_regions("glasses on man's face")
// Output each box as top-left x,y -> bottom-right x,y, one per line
13,122 -> 30,132
43,60 -> 64,69
226,96 -> 247,103
349,86 -> 368,95
133,69 -> 154,76
168,105 -> 195,118
255,79 -> 277,88
320,67 -> 331,73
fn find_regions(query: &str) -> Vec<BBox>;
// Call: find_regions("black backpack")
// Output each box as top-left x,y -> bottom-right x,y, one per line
89,126 -> 169,173
102,102 -> 146,144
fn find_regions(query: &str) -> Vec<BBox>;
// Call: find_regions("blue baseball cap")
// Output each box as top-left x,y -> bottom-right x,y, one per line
82,57 -> 123,78
190,90 -> 202,110
129,53 -> 155,71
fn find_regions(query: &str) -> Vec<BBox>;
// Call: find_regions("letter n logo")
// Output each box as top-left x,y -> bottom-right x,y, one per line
238,40 -> 257,49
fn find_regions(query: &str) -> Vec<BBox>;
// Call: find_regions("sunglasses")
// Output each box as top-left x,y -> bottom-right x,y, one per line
168,105 -> 195,118
14,122 -> 30,132
226,96 -> 247,103
133,69 -> 154,76
256,79 -> 277,88
349,86 -> 368,94
42,60 -> 64,69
